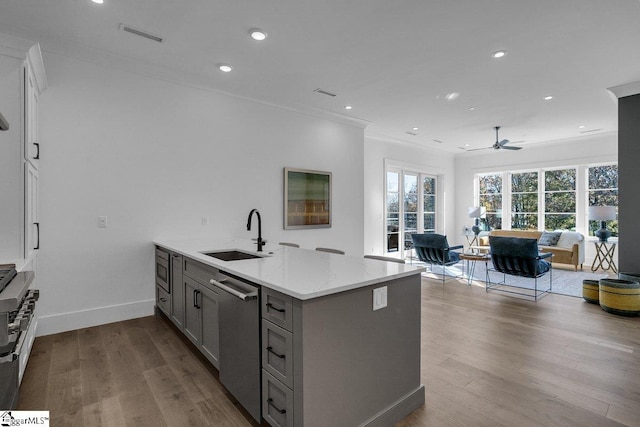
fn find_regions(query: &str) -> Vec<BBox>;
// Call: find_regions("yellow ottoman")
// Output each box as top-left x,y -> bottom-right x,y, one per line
599,278 -> 640,317
582,279 -> 599,304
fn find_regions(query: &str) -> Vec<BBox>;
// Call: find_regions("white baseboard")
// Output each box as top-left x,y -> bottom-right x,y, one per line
35,299 -> 155,336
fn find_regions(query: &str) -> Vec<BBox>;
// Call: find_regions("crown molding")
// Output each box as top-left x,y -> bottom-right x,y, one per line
607,81 -> 640,99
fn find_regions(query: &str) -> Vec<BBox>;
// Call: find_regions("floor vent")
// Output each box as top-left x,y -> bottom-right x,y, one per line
313,88 -> 337,97
118,24 -> 164,43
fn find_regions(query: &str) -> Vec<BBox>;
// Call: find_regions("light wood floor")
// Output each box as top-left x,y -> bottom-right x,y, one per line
18,278 -> 640,427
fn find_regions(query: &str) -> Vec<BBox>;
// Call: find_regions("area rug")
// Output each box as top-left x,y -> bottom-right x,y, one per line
417,260 -> 613,298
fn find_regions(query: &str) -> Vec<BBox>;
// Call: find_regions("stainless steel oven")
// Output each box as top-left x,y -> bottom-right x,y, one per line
155,248 -> 170,293
0,269 -> 39,409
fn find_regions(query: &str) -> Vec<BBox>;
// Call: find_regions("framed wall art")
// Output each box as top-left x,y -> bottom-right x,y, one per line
283,167 -> 332,229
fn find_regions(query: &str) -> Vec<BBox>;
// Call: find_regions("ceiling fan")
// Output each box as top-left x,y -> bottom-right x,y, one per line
464,126 -> 523,151
491,126 -> 521,150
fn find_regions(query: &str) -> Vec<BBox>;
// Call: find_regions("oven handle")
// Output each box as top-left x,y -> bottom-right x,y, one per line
209,278 -> 258,301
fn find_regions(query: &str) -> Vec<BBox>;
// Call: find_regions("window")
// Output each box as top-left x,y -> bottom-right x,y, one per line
423,176 -> 436,232
475,163 -> 617,238
386,171 -> 400,252
384,166 -> 439,256
511,172 -> 538,230
544,168 -> 576,231
478,173 -> 502,230
403,174 -> 418,249
588,164 -> 618,237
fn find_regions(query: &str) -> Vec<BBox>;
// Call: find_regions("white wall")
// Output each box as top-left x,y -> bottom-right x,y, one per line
454,133 -> 618,263
38,52 -> 364,335
363,135 -> 456,255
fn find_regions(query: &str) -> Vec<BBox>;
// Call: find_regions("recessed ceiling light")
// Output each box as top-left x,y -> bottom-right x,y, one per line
412,127 -> 419,131
445,92 -> 459,101
344,105 -> 353,110
468,107 -> 475,111
544,95 -> 554,100
464,144 -> 470,147
218,64 -> 233,73
92,0 -> 104,3
249,28 -> 268,41
491,50 -> 506,58
578,125 -> 586,129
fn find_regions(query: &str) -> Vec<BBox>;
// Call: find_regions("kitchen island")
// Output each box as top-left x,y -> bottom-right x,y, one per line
154,238 -> 425,427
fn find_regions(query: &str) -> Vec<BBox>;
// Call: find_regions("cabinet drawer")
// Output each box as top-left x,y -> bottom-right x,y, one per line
156,285 -> 171,315
262,320 -> 293,389
262,288 -> 293,331
184,258 -> 220,285
262,370 -> 293,427
155,247 -> 169,261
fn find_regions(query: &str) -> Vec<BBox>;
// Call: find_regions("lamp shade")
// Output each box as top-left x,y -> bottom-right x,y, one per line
588,206 -> 617,221
468,206 -> 486,218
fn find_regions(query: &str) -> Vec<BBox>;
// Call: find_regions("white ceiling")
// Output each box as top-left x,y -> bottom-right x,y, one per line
1,0 -> 639,153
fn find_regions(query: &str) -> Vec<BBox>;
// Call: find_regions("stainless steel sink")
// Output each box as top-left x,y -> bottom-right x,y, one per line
203,250 -> 264,261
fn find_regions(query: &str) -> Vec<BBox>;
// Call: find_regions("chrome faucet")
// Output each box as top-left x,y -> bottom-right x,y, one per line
247,209 -> 265,252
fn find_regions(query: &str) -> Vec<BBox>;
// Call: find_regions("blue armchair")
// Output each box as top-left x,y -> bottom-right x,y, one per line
411,233 -> 463,285
487,236 -> 553,300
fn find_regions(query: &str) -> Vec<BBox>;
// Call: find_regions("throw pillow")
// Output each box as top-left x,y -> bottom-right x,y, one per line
538,231 -> 562,246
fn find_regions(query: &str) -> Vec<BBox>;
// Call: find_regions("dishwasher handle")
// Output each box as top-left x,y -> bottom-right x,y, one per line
210,278 -> 258,301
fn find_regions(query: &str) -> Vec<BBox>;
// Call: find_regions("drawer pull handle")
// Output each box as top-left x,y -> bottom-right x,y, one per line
266,303 -> 285,313
266,346 -> 286,359
267,398 -> 286,414
160,297 -> 167,302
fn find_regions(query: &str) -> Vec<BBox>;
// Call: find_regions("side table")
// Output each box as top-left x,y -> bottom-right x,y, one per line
459,253 -> 491,286
591,241 -> 617,274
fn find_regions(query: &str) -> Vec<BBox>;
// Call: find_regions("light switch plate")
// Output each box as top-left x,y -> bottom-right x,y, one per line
97,216 -> 108,228
373,286 -> 387,311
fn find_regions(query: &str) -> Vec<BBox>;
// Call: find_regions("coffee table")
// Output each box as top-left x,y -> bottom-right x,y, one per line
459,253 -> 491,285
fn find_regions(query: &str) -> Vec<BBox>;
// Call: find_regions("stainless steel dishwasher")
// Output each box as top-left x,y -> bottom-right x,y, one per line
209,271 -> 261,422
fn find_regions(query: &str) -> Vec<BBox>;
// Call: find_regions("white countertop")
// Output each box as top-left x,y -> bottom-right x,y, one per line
154,238 -> 424,300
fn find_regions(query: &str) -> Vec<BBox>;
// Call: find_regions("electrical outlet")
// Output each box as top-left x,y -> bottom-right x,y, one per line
98,216 -> 108,228
373,286 -> 387,311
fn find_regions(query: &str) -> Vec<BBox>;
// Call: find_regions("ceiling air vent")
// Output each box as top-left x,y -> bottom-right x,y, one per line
405,131 -> 417,136
433,139 -> 443,144
118,24 -> 164,43
313,88 -> 337,97
579,128 -> 603,134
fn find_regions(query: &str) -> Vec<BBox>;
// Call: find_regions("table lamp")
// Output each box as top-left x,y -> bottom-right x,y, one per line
468,206 -> 486,236
588,206 -> 616,242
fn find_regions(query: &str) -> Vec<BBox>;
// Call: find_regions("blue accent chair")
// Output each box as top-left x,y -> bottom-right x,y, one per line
487,236 -> 553,300
411,233 -> 463,285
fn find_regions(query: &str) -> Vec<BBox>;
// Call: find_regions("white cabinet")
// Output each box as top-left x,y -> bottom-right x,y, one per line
24,162 -> 39,261
24,60 -> 40,169
0,39 -> 46,267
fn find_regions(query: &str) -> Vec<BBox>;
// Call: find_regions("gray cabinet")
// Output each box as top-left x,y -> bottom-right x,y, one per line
154,247 -> 171,316
260,277 -> 424,427
199,283 -> 219,367
182,259 -> 220,369
261,288 -> 295,426
183,276 -> 200,344
170,253 -> 184,329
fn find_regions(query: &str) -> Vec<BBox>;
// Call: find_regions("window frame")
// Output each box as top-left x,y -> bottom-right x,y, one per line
474,162 -> 616,238
384,163 -> 441,258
